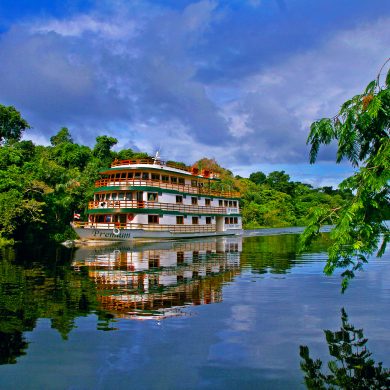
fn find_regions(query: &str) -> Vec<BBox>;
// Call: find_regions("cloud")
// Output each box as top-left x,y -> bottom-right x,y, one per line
214,16 -> 390,165
0,1 -> 233,148
0,0 -> 389,177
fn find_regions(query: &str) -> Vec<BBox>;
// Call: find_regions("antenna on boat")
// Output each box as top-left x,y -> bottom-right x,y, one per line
153,150 -> 161,164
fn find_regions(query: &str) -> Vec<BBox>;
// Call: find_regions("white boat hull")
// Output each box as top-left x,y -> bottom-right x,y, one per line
73,227 -> 243,241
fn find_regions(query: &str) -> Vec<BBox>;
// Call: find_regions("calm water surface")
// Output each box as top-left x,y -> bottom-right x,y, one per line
0,230 -> 389,389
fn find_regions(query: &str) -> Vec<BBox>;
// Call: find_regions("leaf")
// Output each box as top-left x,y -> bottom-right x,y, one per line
364,80 -> 377,94
386,67 -> 390,88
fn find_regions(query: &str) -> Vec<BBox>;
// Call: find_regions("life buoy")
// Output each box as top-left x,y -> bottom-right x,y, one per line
113,228 -> 120,236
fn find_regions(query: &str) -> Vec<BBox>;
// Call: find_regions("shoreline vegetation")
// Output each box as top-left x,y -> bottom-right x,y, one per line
0,105 -> 354,246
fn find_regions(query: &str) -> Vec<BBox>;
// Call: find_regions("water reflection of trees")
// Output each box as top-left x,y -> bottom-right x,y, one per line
0,237 -> 242,363
241,233 -> 331,274
0,244 -> 101,365
300,308 -> 390,389
0,233 -> 334,365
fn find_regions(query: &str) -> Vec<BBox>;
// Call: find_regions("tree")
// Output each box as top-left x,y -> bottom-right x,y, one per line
301,59 -> 390,291
249,171 -> 266,185
50,127 -> 73,146
93,135 -> 118,162
266,170 -> 295,194
0,104 -> 30,144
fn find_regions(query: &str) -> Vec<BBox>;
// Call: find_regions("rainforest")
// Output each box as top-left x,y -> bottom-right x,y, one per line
0,104 -> 354,245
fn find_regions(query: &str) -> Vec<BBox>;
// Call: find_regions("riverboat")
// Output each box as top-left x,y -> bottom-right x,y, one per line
72,155 -> 242,241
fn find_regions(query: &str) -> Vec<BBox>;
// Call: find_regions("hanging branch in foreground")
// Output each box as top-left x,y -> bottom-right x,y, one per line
300,59 -> 390,292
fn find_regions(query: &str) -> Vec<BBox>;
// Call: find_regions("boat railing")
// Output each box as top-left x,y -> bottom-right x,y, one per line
94,178 -> 240,198
111,158 -> 188,170
109,159 -> 220,178
88,200 -> 239,214
73,221 -> 216,233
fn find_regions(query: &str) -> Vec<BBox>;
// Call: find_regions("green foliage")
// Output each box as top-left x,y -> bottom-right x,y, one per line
302,61 -> 390,290
249,171 -> 266,185
0,107 -> 350,242
50,127 -> 73,146
239,172 -> 348,229
93,135 -> 118,165
0,105 -> 30,145
300,308 -> 390,389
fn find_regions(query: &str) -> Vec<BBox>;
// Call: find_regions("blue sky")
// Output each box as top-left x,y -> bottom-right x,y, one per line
0,0 -> 389,187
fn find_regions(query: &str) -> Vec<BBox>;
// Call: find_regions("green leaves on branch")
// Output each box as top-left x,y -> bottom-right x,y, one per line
0,105 -> 30,145
302,60 -> 390,290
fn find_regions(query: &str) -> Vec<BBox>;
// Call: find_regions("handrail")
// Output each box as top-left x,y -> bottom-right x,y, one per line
88,200 -> 239,214
73,221 -> 216,233
94,178 -> 240,198
111,158 -> 189,171
110,159 -> 220,178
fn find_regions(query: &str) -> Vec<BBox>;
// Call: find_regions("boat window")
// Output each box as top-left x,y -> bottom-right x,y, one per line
162,175 -> 169,182
205,198 -> 211,206
219,200 -> 223,206
234,217 -> 238,224
224,200 -> 228,206
176,216 -> 184,225
134,172 -> 141,179
191,197 -> 198,205
147,192 -> 158,202
229,201 -> 233,207
233,201 -> 237,207
142,172 -> 149,180
112,193 -> 117,200
118,193 -> 124,200
125,192 -> 133,200
151,173 -> 160,181
121,172 -> 127,179
225,217 -> 229,224
115,173 -> 121,179
105,215 -> 111,222
192,216 -> 199,225
148,255 -> 160,268
176,195 -> 183,203
148,215 -> 159,224
206,217 -> 212,224
178,177 -> 185,185
171,176 -> 178,183
128,172 -> 134,179
191,180 -> 197,187
177,252 -> 184,263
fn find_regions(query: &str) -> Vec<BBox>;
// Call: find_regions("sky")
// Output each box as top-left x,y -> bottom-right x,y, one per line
0,0 -> 389,187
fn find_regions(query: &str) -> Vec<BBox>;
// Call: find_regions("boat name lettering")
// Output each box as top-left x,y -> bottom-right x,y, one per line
92,230 -> 132,238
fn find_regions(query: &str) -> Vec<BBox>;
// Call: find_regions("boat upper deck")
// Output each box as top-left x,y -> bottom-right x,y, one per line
105,158 -> 220,179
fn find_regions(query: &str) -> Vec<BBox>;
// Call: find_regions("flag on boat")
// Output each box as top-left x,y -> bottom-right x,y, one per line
73,212 -> 81,220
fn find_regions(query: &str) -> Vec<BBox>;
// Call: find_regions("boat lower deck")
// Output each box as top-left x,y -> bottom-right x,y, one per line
72,223 -> 242,241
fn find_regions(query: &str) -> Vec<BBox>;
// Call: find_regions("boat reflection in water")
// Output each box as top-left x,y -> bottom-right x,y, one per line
72,236 -> 242,320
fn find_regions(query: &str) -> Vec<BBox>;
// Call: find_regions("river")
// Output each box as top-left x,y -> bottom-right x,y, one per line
0,229 -> 389,389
